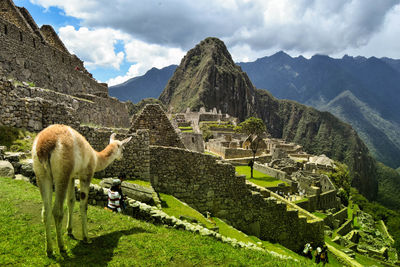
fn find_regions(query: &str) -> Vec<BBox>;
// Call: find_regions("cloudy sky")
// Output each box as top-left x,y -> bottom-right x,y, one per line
14,0 -> 400,86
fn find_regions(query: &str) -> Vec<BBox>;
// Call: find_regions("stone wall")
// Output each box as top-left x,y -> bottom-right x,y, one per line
78,126 -> 150,181
150,145 -> 324,252
130,104 -> 185,148
0,78 -> 79,131
297,190 -> 340,212
254,162 -> 290,181
333,207 -> 348,226
179,132 -> 204,153
336,220 -> 353,236
0,16 -> 108,97
207,141 -> 264,159
0,78 -> 131,130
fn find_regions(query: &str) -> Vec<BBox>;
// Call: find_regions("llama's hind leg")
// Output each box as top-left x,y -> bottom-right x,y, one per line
66,178 -> 76,237
53,181 -> 68,252
79,176 -> 91,243
37,176 -> 53,256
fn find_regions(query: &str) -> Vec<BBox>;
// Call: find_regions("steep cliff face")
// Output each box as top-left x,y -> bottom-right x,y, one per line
160,37 -> 257,120
159,37 -> 378,199
255,89 -> 377,197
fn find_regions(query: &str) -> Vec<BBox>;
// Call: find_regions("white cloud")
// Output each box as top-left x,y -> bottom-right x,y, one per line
30,0 -> 400,85
58,26 -> 128,69
31,0 -> 400,56
107,40 -> 185,86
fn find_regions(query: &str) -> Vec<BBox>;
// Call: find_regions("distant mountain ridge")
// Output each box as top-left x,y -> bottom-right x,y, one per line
110,49 -> 400,169
238,53 -> 400,168
159,37 -> 377,199
109,65 -> 177,103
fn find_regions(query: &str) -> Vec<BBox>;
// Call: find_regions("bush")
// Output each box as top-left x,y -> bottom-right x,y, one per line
0,126 -> 36,152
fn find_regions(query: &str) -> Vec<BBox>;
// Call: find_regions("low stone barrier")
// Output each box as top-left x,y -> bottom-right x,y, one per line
336,220 -> 353,236
100,178 -> 159,206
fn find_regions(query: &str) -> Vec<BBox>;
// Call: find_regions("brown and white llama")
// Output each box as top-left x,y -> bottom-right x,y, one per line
32,124 -> 131,256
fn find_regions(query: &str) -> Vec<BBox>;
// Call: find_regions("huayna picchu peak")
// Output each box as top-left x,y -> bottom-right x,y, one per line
160,37 -> 257,119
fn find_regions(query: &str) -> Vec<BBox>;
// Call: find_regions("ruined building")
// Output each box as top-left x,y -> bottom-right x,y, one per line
0,0 -> 130,130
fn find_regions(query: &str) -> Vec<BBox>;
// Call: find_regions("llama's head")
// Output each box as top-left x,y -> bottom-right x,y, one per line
110,133 -> 132,160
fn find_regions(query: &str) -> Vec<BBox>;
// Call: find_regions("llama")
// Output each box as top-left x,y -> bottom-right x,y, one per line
32,124 -> 132,256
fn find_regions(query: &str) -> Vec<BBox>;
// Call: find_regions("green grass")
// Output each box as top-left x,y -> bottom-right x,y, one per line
204,150 -> 220,157
159,193 -> 214,229
213,217 -> 256,244
347,201 -> 360,229
0,177 -> 311,266
293,198 -> 309,204
313,212 -> 327,219
178,126 -> 194,133
235,166 -> 288,187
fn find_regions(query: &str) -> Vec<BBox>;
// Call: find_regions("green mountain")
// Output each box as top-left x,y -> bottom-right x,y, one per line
160,37 -> 378,199
238,53 -> 400,169
109,65 -> 177,103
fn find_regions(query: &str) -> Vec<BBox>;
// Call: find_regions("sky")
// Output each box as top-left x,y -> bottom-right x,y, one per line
14,0 -> 400,86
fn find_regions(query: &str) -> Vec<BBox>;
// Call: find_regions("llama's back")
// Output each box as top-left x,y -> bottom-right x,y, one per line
33,125 -> 73,163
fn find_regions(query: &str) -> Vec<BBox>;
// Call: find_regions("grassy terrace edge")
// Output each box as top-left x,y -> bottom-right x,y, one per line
0,177 -> 313,266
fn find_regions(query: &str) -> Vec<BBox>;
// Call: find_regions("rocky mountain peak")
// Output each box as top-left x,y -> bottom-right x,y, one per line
159,37 -> 256,119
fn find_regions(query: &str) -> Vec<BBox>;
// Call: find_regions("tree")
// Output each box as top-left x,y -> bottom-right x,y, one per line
235,117 -> 266,178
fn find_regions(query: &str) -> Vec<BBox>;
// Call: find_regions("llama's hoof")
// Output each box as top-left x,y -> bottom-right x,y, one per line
67,232 -> 75,239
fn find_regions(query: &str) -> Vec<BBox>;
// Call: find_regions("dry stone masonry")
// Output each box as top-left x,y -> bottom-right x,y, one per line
150,145 -> 324,252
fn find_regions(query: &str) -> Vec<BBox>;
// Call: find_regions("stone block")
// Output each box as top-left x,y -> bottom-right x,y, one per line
0,160 -> 15,178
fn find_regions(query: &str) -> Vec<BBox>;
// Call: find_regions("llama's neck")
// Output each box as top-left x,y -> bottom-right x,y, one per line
95,143 -> 117,171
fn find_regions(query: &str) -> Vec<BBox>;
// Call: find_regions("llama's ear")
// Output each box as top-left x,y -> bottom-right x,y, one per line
121,136 -> 132,145
110,133 -> 117,143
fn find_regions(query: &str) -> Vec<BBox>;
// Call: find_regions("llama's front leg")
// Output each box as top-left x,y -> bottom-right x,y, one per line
66,178 -> 76,237
79,178 -> 91,243
53,182 -> 68,253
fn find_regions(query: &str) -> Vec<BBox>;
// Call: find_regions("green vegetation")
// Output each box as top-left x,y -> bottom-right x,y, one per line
213,217 -> 256,244
0,126 -> 36,152
0,177 -> 312,266
325,236 -> 387,267
178,126 -> 193,132
312,212 -> 327,219
235,117 -> 267,178
159,193 -> 214,229
235,166 -> 288,187
293,198 -> 309,204
204,150 -> 220,157
326,162 -> 352,206
350,188 -> 400,253
376,162 -> 400,212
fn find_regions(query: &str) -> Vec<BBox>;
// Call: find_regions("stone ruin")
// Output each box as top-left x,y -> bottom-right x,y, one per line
0,0 -> 131,131
0,0 -> 326,253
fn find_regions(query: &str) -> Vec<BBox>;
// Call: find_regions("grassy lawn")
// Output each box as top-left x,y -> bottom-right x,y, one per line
159,193 -> 214,229
0,177 -> 312,266
235,166 -> 288,187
